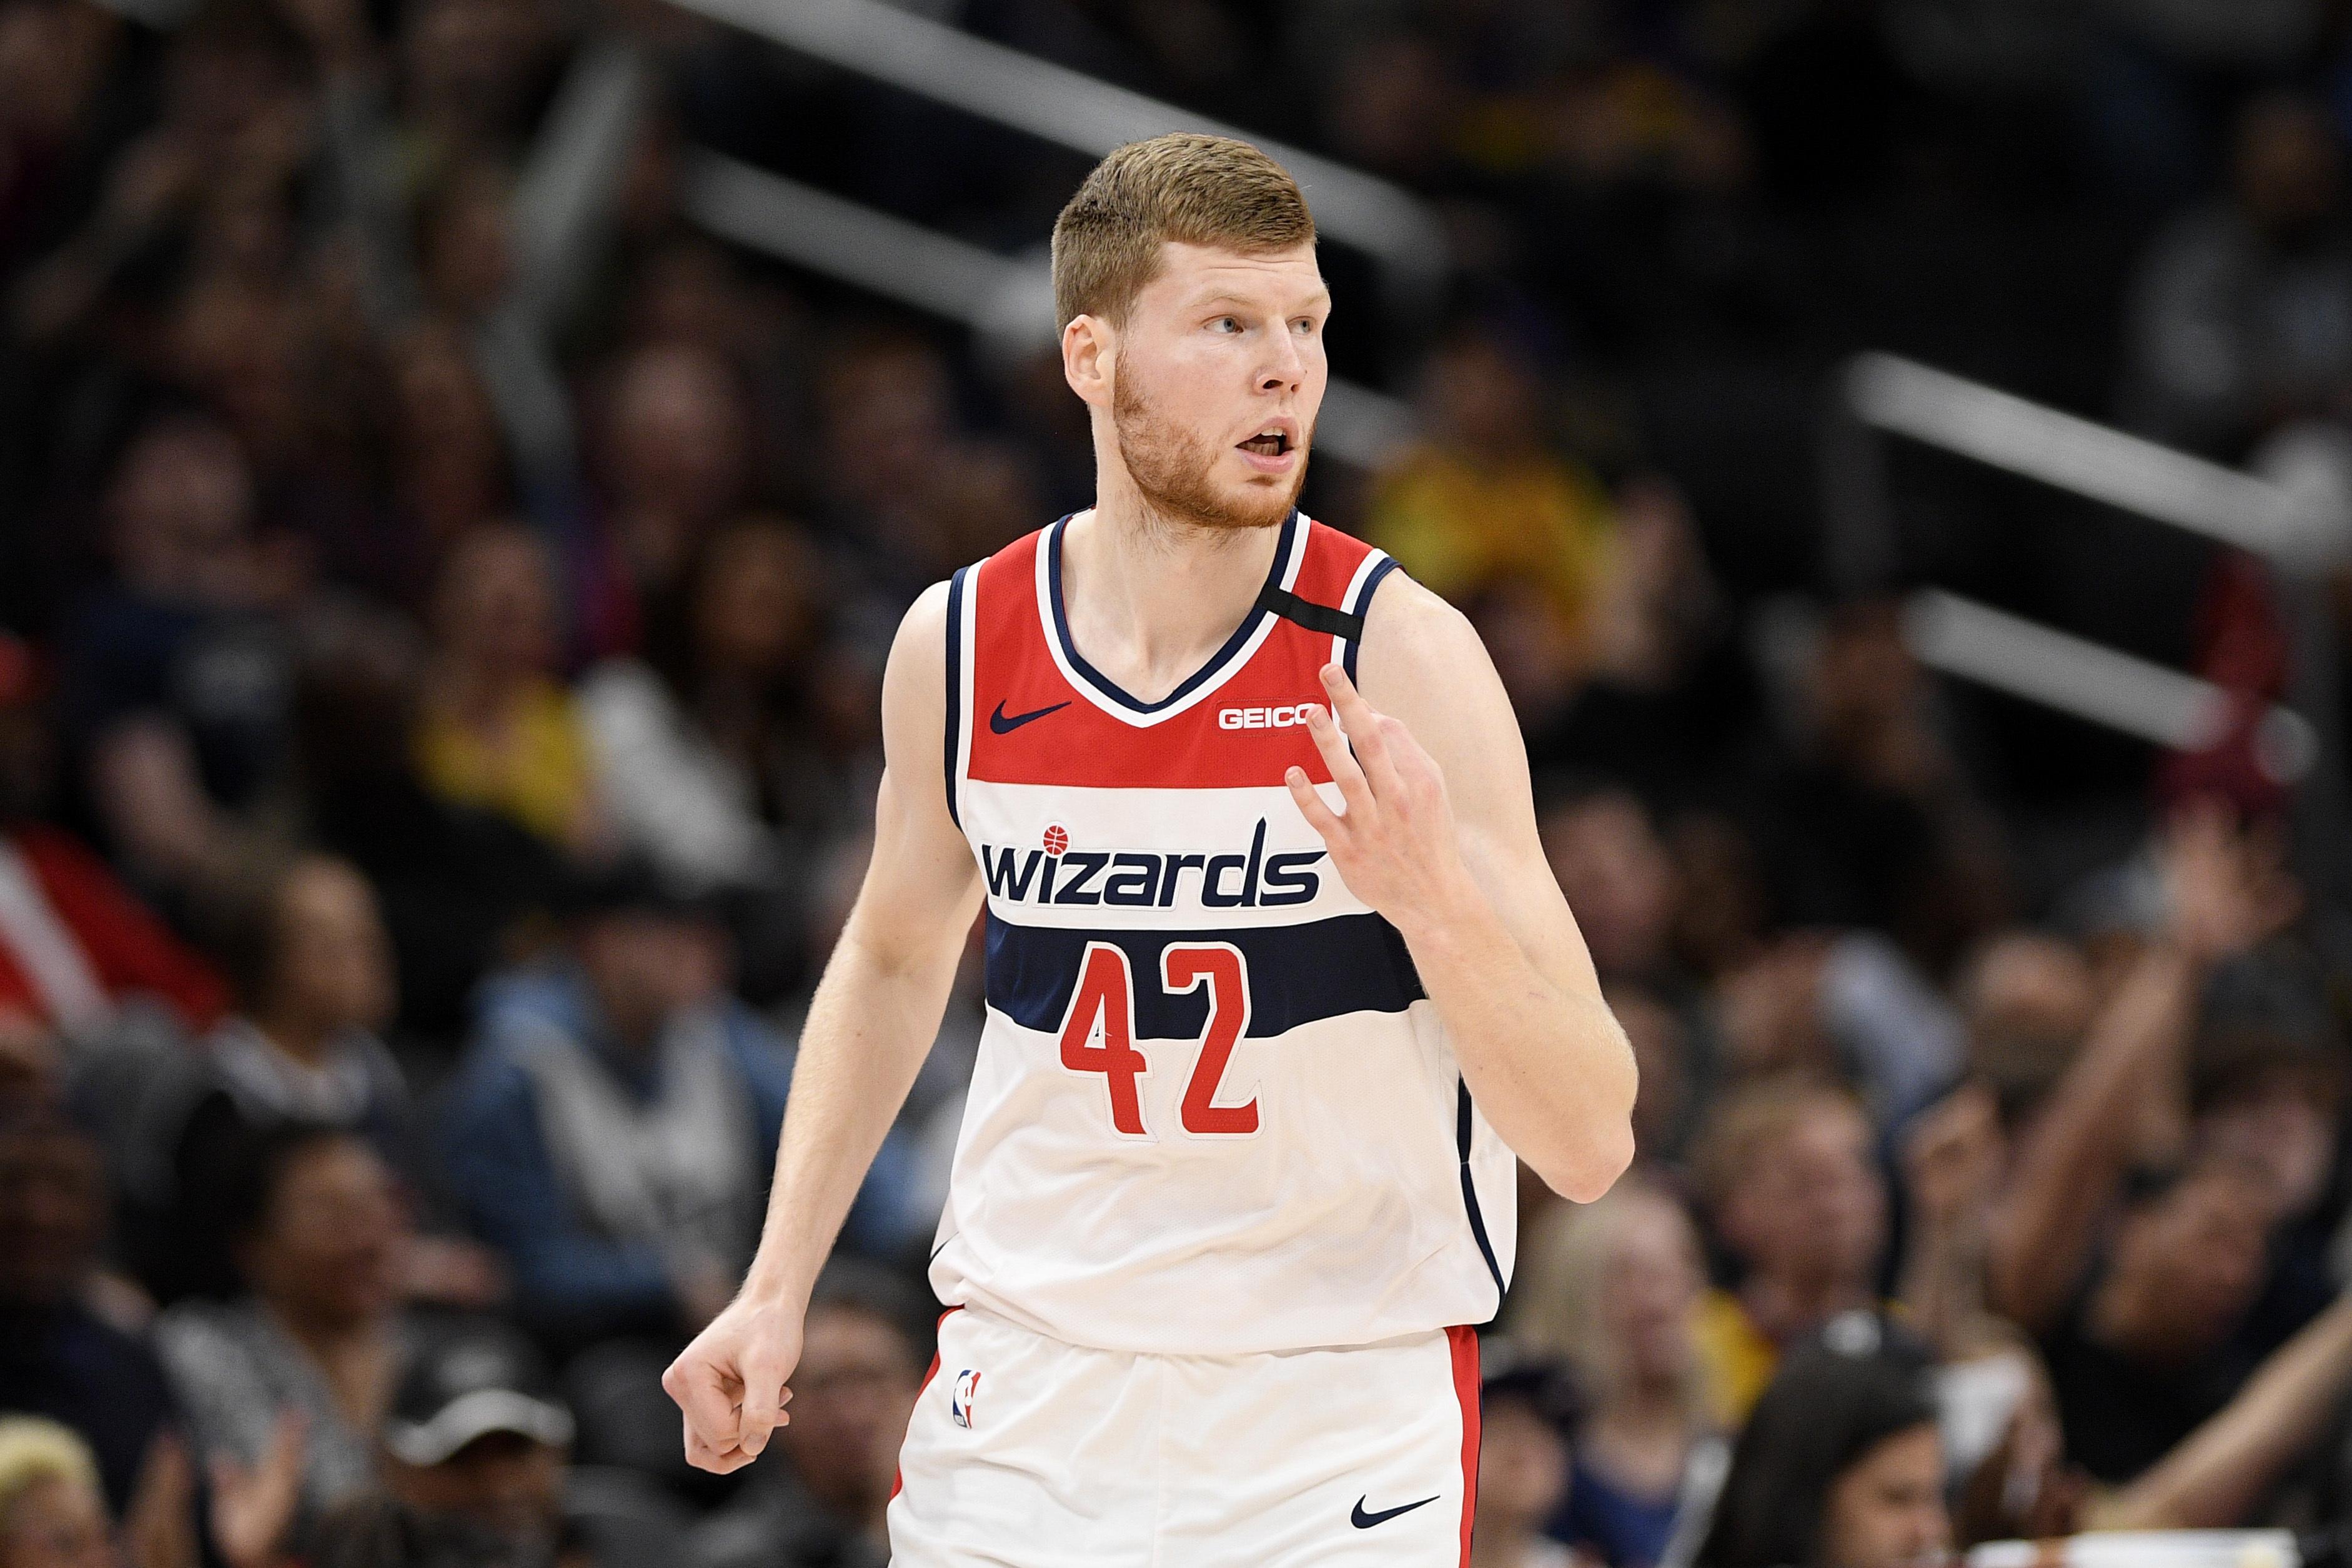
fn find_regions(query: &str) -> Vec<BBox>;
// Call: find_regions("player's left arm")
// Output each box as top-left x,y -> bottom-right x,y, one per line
1284,572 -> 1637,1202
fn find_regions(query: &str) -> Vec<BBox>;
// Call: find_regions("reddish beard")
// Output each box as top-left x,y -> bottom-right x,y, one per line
1112,374 -> 1306,532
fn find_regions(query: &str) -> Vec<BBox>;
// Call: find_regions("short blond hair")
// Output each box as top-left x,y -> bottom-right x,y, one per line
1504,1178 -> 1714,1422
1050,133 -> 1316,330
0,1417 -> 102,1527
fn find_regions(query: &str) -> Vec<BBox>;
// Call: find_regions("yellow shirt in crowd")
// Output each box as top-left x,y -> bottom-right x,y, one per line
414,681 -> 596,849
1694,1287 -> 1782,1429
1366,446 -> 1617,632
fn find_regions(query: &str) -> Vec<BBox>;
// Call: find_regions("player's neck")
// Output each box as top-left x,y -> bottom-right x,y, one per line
1063,488 -> 1286,705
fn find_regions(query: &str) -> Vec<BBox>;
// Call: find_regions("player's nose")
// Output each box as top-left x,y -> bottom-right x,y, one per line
1256,332 -> 1306,393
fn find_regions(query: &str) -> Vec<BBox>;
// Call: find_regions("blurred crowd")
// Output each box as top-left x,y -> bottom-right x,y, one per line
12,1 -> 2352,1567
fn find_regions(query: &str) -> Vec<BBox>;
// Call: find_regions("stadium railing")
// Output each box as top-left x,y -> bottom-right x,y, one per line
1826,351 -> 2352,901
660,0 -> 1450,335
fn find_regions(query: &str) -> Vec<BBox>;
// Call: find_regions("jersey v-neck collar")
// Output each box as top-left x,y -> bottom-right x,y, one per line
1036,508 -> 1307,728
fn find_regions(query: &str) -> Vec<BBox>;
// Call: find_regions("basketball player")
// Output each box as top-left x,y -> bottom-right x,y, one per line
665,132 -> 1637,1564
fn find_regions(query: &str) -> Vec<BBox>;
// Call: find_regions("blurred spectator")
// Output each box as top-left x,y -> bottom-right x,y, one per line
0,0 -> 118,265
2190,1027 -> 2343,1354
1892,1086 -> 2010,1364
437,862 -> 921,1486
1987,810 -> 2309,1479
580,344 -> 754,666
1319,32 -> 1466,192
312,1320 -> 578,1568
812,332 -> 985,598
582,514 -> 819,883
1947,1261 -> 2352,1538
0,1100 -> 187,1521
2032,1158 -> 2275,1484
56,414 -> 298,913
294,603 -> 568,1040
1955,931 -> 2098,1131
414,523 -> 603,858
1541,786 -> 1679,986
1692,1316 -> 1948,1568
1472,1346 -> 1588,1568
157,1125 -> 415,1561
1750,602 -> 2008,974
2127,92 -> 2352,453
1506,1181 -> 1726,1568
126,850 -> 502,1311
439,865 -> 805,1345
1369,330 -> 1617,658
1690,1080 -> 1888,1424
1519,481 -> 1764,809
0,1411 -> 201,1568
204,855 -> 402,1137
0,630 -> 227,1039
692,1263 -> 930,1568
375,325 -> 519,607
1817,931 -> 1968,1131
578,517 -> 824,999
0,1416 -> 114,1568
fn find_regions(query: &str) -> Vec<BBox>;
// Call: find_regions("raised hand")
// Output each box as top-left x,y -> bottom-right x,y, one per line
1903,1083 -> 2004,1233
2160,801 -> 2301,966
209,1411 -> 306,1568
661,1293 -> 801,1474
122,1432 -> 200,1568
1281,663 -> 1471,935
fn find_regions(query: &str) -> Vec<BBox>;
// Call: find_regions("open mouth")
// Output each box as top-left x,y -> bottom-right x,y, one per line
1238,427 -> 1293,458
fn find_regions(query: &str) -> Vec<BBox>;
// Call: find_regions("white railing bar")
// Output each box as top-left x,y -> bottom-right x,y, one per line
678,151 -> 1419,470
682,151 -> 1025,323
663,0 -> 1448,295
1902,589 -> 2313,778
1848,354 -> 2313,563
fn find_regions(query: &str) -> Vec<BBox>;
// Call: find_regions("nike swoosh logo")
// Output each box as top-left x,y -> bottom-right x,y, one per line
989,699 -> 1071,735
1351,1495 -> 1439,1529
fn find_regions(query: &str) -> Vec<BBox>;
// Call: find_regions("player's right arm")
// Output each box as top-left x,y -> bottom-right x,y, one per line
662,579 -> 981,1474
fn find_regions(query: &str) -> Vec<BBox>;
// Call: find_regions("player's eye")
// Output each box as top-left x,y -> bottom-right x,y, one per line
1210,316 -> 1242,334
1291,317 -> 1319,335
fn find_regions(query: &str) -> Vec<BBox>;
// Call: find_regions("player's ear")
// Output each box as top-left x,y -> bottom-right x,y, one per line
1063,314 -> 1113,410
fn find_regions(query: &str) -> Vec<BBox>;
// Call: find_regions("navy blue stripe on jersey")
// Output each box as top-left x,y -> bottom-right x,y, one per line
944,565 -> 968,828
1342,557 -> 1403,684
1456,1077 -> 1506,1312
984,910 -> 1424,1039
1048,509 -> 1299,713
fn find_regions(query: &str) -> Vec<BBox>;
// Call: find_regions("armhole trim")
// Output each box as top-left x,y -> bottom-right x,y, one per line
943,566 -> 968,828
1456,1076 -> 1506,1314
1342,556 -> 1403,684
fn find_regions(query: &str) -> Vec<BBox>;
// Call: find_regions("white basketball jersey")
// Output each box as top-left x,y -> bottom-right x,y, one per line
926,510 -> 1516,1356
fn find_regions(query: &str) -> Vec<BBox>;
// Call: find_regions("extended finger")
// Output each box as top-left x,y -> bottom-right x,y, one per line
1301,696 -> 1374,820
1318,665 -> 1404,796
1284,766 -> 1345,843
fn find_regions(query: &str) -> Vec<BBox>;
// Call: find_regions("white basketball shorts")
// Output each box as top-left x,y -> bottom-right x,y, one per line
887,1306 -> 1481,1566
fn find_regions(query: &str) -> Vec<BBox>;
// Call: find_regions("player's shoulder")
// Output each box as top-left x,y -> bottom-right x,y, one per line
893,577 -> 955,655
1358,557 -> 1477,661
1354,560 -> 1506,742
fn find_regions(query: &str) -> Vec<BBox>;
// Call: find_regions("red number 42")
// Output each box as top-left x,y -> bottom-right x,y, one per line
1058,941 -> 1258,1138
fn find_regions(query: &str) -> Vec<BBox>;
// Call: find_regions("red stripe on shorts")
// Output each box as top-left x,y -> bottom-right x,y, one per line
891,1306 -> 963,1502
1449,1324 -> 1481,1567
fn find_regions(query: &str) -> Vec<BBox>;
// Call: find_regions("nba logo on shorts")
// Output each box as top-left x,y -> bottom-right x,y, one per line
951,1369 -> 981,1429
